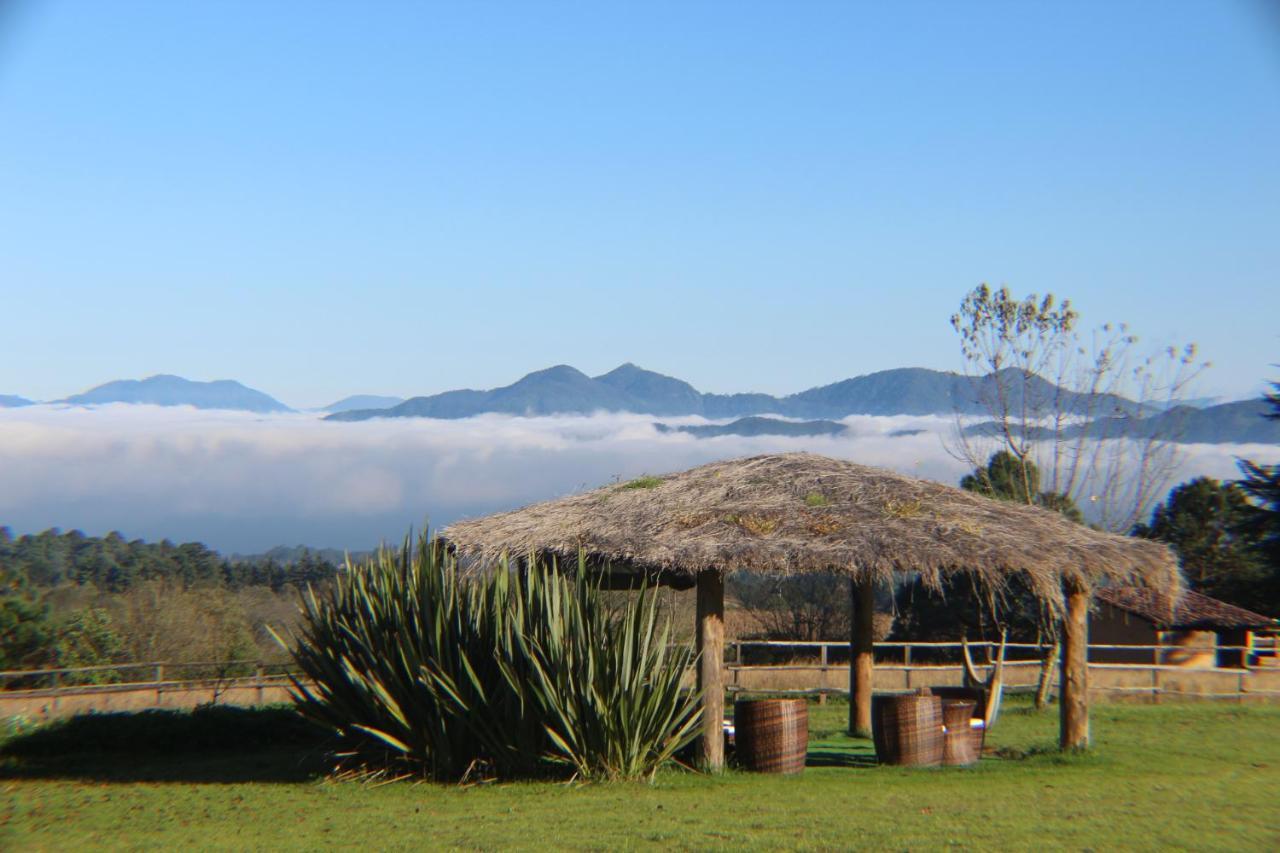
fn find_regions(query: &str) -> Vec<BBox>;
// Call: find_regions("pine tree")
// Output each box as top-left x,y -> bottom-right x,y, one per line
1134,477 -> 1268,612
1237,379 -> 1280,569
961,451 -> 1084,522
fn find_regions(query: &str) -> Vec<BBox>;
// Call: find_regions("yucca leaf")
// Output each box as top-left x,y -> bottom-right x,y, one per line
351,724 -> 412,755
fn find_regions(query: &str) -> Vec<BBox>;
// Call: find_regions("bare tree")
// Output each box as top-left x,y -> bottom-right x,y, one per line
732,572 -> 852,642
949,284 -> 1205,707
950,283 -> 1205,534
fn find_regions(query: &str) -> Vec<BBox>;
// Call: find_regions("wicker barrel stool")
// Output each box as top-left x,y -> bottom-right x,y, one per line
733,698 -> 808,774
873,688 -> 943,767
942,700 -> 979,766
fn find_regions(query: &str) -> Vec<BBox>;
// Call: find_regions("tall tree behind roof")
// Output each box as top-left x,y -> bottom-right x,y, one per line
950,283 -> 1206,533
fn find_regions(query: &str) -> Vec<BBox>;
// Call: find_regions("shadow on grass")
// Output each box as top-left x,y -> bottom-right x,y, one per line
806,749 -> 878,769
0,705 -> 332,784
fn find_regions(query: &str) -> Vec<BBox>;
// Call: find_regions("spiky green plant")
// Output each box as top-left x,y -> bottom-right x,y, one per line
494,559 -> 702,781
276,532 -> 700,782
275,535 -> 482,779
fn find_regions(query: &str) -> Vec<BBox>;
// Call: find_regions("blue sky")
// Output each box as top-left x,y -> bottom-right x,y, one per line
2,0 -> 1278,407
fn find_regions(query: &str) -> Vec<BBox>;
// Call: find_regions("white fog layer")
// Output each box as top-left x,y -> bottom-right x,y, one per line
1,405 -> 1274,554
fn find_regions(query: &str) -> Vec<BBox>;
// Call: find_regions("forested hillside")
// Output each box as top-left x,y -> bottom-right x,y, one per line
0,527 -> 341,677
0,527 -> 338,592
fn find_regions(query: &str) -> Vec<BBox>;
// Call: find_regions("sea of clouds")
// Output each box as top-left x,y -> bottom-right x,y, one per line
1,404 -> 1275,555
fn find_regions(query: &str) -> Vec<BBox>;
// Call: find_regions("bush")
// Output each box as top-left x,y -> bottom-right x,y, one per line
50,608 -> 125,684
278,534 -> 700,782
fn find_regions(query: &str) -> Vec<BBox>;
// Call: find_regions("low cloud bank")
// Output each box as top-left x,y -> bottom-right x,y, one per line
1,406 -> 1274,554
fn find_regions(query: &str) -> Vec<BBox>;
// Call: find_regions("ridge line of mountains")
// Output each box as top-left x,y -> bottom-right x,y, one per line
0,375 -> 400,414
327,363 -> 1147,421
3,365 -> 1276,444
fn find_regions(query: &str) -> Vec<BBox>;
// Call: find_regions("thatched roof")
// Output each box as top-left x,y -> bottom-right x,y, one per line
443,453 -> 1180,607
1097,587 -> 1275,630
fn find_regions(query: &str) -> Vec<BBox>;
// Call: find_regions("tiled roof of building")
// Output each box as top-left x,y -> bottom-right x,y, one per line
1096,587 -> 1276,630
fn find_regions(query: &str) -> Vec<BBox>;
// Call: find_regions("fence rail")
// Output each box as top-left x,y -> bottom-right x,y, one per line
0,660 -> 301,691
724,639 -> 1267,668
2,638 -> 1270,691
3,639 -> 1280,720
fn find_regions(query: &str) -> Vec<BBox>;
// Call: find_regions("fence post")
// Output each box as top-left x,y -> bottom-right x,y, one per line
155,664 -> 164,684
817,644 -> 829,705
903,645 -> 912,667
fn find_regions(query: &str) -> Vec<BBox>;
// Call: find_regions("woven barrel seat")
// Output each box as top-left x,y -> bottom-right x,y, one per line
733,698 -> 808,774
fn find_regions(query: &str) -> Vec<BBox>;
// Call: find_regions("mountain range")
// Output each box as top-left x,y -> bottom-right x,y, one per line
655,417 -> 849,438
6,365 -> 1271,444
62,375 -> 293,413
964,398 -> 1280,445
0,394 -> 34,408
326,363 -> 1148,422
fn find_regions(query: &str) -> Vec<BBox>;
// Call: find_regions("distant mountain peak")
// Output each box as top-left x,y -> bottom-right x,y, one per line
63,375 -> 292,413
595,362 -> 683,382
322,394 -> 405,414
524,364 -> 591,380
596,362 -> 643,377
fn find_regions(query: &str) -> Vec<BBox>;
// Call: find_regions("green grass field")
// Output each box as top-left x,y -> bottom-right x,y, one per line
3,699 -> 1278,850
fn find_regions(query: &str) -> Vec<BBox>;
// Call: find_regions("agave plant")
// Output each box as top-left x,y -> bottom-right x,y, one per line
275,535 -> 481,779
276,532 -> 701,782
489,557 -> 702,781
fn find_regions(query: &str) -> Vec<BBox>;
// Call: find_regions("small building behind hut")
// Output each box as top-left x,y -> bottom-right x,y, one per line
1092,587 -> 1277,669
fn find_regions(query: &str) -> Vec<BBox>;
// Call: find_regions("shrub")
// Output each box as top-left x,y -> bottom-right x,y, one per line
278,533 -> 700,782
620,476 -> 663,490
50,608 -> 125,684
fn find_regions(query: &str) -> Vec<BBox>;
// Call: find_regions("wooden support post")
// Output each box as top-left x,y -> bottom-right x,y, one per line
849,575 -> 875,739
696,569 -> 726,771
1059,580 -> 1090,751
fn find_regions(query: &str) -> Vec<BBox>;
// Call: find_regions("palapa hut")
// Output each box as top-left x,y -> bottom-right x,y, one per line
443,452 -> 1180,769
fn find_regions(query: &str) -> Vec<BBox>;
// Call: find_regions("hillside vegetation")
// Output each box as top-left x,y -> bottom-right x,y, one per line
0,528 -> 340,676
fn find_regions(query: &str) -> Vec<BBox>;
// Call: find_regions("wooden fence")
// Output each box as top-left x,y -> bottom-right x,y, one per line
3,640 -> 1279,720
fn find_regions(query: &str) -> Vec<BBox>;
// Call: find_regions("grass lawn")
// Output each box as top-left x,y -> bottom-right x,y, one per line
2,698 -> 1279,850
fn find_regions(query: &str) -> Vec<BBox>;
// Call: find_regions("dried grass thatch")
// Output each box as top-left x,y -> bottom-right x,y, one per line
443,453 -> 1180,609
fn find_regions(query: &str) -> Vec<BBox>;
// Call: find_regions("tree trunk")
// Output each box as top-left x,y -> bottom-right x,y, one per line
849,575 -> 875,738
1035,639 -> 1059,710
1059,582 -> 1090,751
696,569 -> 725,771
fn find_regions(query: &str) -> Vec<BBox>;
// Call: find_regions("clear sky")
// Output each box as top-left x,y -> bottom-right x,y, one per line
2,0 -> 1278,408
